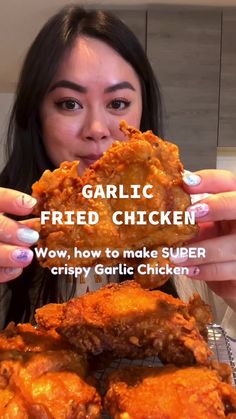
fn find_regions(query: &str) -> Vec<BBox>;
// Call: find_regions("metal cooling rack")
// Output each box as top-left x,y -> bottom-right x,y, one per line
207,324 -> 236,386
95,324 -> 236,418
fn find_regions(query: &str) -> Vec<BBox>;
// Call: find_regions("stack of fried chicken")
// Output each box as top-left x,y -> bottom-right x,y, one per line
1,123 -> 235,418
1,281 -> 235,418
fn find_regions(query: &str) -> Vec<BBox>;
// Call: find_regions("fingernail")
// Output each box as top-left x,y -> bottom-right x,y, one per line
187,203 -> 209,218
187,266 -> 200,276
183,173 -> 201,186
11,248 -> 33,263
16,228 -> 39,244
170,254 -> 188,264
16,195 -> 37,209
4,267 -> 23,276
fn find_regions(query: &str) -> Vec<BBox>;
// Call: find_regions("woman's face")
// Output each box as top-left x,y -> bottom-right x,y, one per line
40,36 -> 142,174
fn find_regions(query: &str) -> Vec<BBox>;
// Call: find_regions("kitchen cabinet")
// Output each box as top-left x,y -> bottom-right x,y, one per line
105,6 -> 236,165
107,9 -> 146,50
147,7 -> 221,170
218,11 -> 236,147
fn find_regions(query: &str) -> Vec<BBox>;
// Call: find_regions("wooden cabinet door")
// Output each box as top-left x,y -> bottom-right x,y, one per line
218,11 -> 236,147
106,9 -> 146,51
147,7 -> 221,170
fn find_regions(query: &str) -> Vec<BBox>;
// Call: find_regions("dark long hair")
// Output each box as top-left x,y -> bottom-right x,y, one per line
0,4 -> 164,326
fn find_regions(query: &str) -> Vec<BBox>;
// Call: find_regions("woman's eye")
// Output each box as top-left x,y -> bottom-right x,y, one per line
55,99 -> 82,111
108,99 -> 131,110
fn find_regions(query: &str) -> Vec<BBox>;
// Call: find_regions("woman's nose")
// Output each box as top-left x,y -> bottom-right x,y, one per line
83,116 -> 110,142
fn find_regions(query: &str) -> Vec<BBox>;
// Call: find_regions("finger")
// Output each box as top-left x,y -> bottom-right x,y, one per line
187,192 -> 236,222
183,170 -> 236,194
184,261 -> 236,284
0,188 -> 37,215
170,234 -> 236,265
0,214 -> 39,246
20,218 -> 40,230
0,245 -> 34,268
187,222 -> 219,243
20,218 -> 41,234
0,267 -> 23,283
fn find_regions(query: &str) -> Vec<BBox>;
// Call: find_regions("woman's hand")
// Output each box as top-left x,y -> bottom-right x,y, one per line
0,188 -> 39,283
170,170 -> 236,307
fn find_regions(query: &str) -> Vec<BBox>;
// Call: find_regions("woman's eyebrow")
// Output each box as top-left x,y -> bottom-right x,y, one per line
49,80 -> 136,94
49,80 -> 87,93
104,81 -> 136,93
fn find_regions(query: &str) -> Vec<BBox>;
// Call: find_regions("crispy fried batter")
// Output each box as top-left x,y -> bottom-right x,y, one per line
0,323 -> 101,418
36,281 -> 212,366
0,354 -> 101,418
0,322 -> 70,352
31,304 -> 67,331
188,293 -> 213,339
32,121 -> 198,288
104,364 -> 236,419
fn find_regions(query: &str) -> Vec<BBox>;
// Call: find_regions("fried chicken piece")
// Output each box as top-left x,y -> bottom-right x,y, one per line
0,322 -> 71,353
188,293 -> 213,340
104,364 -> 236,419
30,304 -> 66,331
0,324 -> 101,418
36,289 -> 212,346
0,352 -> 101,418
36,281 -> 212,366
32,121 -> 198,288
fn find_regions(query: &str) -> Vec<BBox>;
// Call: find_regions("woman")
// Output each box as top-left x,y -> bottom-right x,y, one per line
0,5 -> 235,335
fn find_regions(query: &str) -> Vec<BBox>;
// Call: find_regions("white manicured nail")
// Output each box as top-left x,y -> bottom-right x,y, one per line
183,173 -> 201,186
16,228 -> 39,244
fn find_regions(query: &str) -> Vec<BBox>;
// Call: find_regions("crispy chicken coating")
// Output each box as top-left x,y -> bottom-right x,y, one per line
104,364 -> 236,419
0,322 -> 70,353
0,353 -> 101,418
32,121 -> 198,288
0,323 -> 101,418
35,281 -> 212,366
